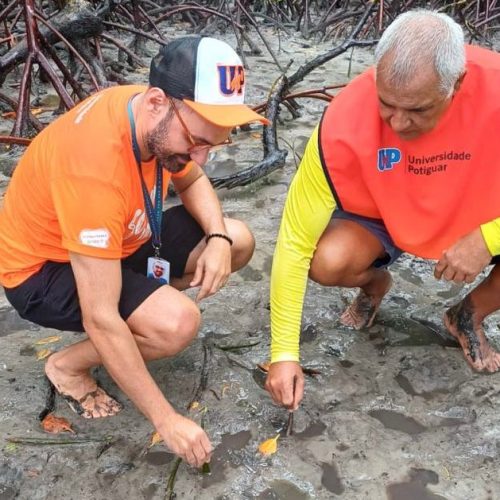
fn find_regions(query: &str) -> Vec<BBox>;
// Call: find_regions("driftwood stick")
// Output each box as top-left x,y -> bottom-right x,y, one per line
210,73 -> 288,189
154,4 -> 243,30
0,89 -> 44,132
7,436 -> 111,445
0,0 -> 19,24
188,343 -> 212,409
100,32 -> 145,67
34,11 -> 101,92
40,38 -> 86,100
0,135 -> 31,146
12,53 -> 33,137
138,3 -> 165,40
103,20 -> 167,46
288,3 -> 377,88
235,0 -> 284,73
0,1 -> 102,78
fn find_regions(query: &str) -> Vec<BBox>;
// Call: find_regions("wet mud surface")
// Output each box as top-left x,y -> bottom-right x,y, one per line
1,26 -> 500,500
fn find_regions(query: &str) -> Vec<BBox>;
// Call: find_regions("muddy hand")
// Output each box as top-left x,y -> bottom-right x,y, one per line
157,412 -> 213,467
434,228 -> 491,283
265,361 -> 304,411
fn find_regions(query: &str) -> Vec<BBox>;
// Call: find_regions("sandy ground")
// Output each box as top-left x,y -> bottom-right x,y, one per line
1,23 -> 500,500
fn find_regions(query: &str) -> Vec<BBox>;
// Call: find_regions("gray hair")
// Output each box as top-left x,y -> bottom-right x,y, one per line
375,10 -> 465,95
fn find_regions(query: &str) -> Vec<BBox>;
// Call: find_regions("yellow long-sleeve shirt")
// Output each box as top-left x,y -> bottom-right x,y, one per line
270,126 -> 500,363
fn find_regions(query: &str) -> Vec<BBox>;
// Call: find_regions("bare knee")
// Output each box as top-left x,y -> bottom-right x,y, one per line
163,302 -> 201,352
309,244 -> 368,286
226,219 -> 255,271
310,254 -> 356,286
132,300 -> 201,356
309,219 -> 387,287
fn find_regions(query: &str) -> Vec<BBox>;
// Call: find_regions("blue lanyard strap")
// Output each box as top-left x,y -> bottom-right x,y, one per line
127,99 -> 163,256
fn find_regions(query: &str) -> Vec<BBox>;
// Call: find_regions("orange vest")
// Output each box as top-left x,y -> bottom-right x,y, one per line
319,45 -> 500,259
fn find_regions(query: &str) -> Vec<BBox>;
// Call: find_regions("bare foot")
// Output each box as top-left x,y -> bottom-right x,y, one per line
45,353 -> 122,418
444,298 -> 500,373
340,271 -> 392,329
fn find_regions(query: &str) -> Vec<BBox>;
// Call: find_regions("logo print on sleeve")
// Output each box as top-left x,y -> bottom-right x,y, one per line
377,148 -> 401,172
217,65 -> 244,96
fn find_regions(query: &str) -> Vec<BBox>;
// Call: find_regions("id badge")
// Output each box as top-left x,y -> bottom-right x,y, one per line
147,257 -> 170,284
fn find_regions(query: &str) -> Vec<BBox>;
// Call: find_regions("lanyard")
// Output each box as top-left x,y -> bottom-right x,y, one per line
127,99 -> 163,257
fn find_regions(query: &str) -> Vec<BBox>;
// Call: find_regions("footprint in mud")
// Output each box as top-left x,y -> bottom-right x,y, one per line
96,462 -> 135,487
368,409 -> 426,435
202,430 -> 252,488
294,420 -> 327,440
394,372 -> 450,400
145,451 -> 174,466
321,462 -> 345,495
377,316 -> 458,348
300,323 -> 323,343
339,359 -> 354,368
257,480 -> 310,499
387,468 -> 448,500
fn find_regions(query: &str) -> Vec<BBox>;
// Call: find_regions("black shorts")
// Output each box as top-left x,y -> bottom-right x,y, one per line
4,205 -> 204,332
332,209 -> 500,267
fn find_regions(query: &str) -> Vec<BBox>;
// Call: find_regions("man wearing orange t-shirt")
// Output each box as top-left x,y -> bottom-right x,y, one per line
0,36 -> 268,468
266,11 -> 500,411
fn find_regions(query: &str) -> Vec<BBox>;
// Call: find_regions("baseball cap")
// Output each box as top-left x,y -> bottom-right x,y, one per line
149,36 -> 269,128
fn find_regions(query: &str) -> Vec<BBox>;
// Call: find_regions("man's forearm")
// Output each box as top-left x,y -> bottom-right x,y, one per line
179,174 -> 227,234
269,125 -> 335,362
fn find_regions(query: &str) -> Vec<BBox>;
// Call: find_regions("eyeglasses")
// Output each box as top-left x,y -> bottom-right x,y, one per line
168,97 -> 232,154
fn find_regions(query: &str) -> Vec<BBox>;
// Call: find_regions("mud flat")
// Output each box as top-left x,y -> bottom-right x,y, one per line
1,26 -> 499,500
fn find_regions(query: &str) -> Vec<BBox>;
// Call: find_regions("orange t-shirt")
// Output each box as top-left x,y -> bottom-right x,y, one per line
0,85 -> 191,288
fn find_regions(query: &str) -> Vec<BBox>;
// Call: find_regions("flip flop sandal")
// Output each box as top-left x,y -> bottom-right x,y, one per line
41,376 -> 123,419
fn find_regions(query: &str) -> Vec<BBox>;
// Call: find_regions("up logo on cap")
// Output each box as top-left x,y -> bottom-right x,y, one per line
217,65 -> 245,96
377,148 -> 401,172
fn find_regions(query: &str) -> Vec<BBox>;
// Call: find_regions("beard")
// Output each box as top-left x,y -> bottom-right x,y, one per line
146,111 -> 191,174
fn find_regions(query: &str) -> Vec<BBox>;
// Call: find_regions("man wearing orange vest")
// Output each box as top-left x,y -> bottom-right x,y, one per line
0,36 -> 268,467
266,10 -> 500,411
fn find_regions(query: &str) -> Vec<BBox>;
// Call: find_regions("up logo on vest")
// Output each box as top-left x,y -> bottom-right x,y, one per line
217,65 -> 245,96
377,148 -> 401,172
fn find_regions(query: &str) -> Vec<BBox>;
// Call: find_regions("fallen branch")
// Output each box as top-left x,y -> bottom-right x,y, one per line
163,341 -> 213,499
165,457 -> 182,500
7,436 -> 112,445
210,73 -> 288,189
0,135 -> 31,146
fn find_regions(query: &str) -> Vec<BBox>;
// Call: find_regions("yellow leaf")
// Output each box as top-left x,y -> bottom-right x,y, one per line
251,133 -> 262,139
258,434 -> 279,456
149,431 -> 162,448
221,384 -> 230,397
442,465 -> 451,481
34,335 -> 61,345
189,401 -> 200,411
36,348 -> 52,360
257,361 -> 271,372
